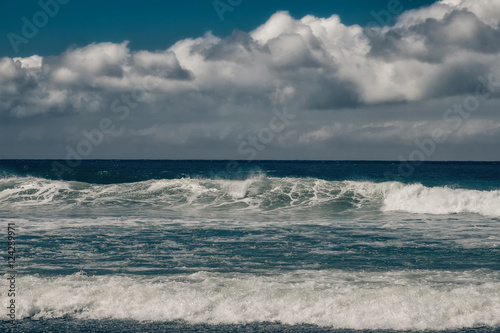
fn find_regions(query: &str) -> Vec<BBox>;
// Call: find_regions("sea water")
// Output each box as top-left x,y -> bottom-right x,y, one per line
0,160 -> 499,332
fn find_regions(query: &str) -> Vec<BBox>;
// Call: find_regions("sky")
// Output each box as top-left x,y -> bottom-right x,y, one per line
1,0 -> 500,160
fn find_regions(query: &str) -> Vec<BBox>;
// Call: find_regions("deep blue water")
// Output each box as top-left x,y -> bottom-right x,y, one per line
2,160 -> 500,189
1,160 -> 499,332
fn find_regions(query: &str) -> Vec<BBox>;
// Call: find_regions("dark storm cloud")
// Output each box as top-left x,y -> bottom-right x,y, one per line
1,0 -> 500,159
416,10 -> 500,56
369,9 -> 500,63
425,61 -> 491,98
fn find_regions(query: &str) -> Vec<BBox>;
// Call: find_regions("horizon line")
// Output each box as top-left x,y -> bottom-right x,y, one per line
1,159 -> 499,163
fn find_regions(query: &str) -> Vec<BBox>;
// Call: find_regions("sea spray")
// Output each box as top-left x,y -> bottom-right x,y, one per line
2,176 -> 500,217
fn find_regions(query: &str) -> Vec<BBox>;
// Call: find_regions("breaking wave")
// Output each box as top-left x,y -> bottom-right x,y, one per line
6,270 -> 500,330
1,175 -> 500,217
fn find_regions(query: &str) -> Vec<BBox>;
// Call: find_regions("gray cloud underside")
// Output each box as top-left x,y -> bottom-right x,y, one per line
1,0 -> 500,160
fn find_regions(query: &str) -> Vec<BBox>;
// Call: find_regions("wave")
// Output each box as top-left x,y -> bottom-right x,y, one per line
6,270 -> 500,330
1,175 -> 500,217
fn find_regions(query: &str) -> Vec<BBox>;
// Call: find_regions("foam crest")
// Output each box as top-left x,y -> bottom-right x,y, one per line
0,177 -> 73,206
1,176 -> 500,217
382,182 -> 500,216
5,270 -> 500,330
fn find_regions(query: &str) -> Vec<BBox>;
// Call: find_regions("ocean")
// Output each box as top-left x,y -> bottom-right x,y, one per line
1,160 -> 499,332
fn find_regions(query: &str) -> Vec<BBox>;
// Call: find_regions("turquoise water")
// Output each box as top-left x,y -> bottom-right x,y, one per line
1,160 -> 499,332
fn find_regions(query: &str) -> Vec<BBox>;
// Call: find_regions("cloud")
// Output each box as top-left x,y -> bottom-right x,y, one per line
1,0 -> 500,159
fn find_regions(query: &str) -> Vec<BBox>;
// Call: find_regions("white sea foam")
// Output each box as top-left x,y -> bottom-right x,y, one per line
382,182 -> 500,216
1,176 -> 500,217
4,270 -> 500,330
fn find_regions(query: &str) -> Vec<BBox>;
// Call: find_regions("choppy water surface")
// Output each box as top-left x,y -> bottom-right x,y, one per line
1,161 -> 499,332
